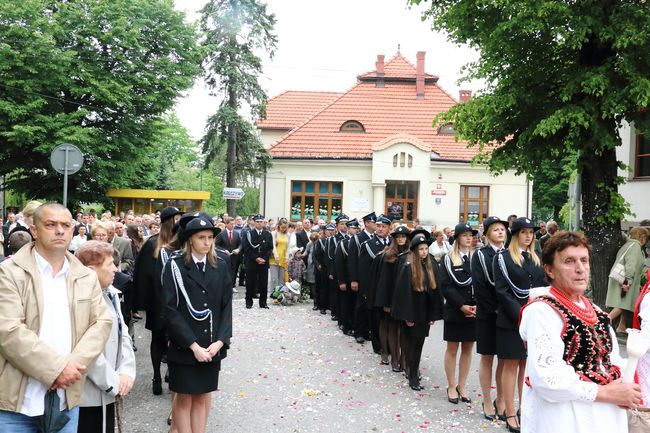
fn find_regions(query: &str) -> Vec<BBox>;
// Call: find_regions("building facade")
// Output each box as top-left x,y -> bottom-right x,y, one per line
258,52 -> 531,227
617,121 -> 650,226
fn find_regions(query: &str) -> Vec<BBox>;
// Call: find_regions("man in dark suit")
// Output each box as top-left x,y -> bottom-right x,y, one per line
348,212 -> 376,342
335,219 -> 360,335
295,218 -> 313,250
242,214 -> 273,309
215,217 -> 242,289
326,214 -> 349,322
107,221 -> 134,273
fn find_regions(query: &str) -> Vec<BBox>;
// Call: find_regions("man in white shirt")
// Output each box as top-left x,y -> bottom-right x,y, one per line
0,203 -> 112,432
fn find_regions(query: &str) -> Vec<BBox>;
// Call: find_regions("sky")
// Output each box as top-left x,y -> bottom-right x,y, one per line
173,0 -> 479,141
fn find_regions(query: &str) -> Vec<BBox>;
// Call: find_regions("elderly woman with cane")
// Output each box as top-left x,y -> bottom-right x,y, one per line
75,241 -> 136,433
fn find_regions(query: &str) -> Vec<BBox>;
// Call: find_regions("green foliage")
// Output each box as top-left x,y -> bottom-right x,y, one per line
414,0 -> 650,224
0,0 -> 202,204
199,0 -> 276,214
531,152 -> 576,222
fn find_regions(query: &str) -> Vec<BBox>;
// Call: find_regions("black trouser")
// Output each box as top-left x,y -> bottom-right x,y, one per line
370,308 -> 382,352
400,322 -> 428,387
317,267 -> 329,311
379,316 -> 401,368
238,259 -> 246,286
339,285 -> 356,332
245,261 -> 268,307
328,277 -> 339,317
78,403 -> 115,433
354,296 -> 370,339
230,253 -> 241,287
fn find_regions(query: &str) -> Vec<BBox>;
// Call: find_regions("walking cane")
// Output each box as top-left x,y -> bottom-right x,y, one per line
115,396 -> 124,433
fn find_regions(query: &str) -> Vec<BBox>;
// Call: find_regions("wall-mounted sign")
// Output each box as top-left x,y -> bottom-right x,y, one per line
431,190 -> 447,196
435,197 -> 442,205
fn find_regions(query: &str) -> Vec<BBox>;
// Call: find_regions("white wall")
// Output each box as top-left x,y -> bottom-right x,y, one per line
263,153 -> 530,228
259,129 -> 289,148
617,121 -> 650,223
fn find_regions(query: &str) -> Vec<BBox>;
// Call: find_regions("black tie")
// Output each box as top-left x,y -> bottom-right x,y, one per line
462,255 -> 468,263
522,251 -> 530,261
197,262 -> 204,272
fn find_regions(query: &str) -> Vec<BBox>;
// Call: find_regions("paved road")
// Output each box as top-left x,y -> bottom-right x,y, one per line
122,291 -> 509,433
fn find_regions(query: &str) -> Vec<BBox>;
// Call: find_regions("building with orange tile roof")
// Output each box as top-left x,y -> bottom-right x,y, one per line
257,52 -> 532,227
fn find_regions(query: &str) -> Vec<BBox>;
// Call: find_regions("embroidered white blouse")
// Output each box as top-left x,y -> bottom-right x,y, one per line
637,294 -> 650,406
519,297 -> 628,433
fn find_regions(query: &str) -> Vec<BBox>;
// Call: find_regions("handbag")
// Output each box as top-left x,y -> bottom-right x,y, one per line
609,242 -> 636,285
628,408 -> 650,433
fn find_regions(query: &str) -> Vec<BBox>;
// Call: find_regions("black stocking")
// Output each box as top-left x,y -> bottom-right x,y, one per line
150,329 -> 167,380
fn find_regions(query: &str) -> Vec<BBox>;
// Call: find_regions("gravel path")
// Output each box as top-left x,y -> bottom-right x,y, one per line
122,291 -> 508,433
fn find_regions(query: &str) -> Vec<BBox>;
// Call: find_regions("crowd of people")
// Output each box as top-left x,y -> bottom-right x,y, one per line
0,201 -> 649,433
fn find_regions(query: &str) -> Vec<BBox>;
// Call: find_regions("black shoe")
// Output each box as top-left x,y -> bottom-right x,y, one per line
164,370 -> 169,383
482,402 -> 497,421
167,409 -> 172,426
380,360 -> 390,365
312,306 -> 319,311
495,400 -> 506,421
410,383 -> 424,391
152,378 -> 163,395
392,367 -> 404,373
505,416 -> 520,433
344,329 -> 354,336
355,336 -> 365,344
246,305 -> 253,309
260,305 -> 270,309
446,387 -> 459,404
320,309 -> 327,315
457,385 -> 471,403
331,315 -> 338,321
132,343 -> 137,352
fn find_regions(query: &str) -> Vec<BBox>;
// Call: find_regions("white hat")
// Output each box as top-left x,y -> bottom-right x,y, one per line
288,280 -> 301,294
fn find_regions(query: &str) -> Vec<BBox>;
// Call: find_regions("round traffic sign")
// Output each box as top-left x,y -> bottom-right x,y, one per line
50,144 -> 84,175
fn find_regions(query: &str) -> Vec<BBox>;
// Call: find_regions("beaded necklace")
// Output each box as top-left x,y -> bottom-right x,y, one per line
550,287 -> 597,325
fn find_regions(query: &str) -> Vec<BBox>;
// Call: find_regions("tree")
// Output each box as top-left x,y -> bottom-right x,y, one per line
0,0 -> 202,204
199,0 -> 276,216
412,0 -> 650,305
531,153 -> 577,224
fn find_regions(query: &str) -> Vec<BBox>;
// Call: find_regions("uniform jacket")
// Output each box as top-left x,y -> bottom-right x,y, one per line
133,236 -> 169,331
215,229 -> 241,253
81,285 -> 136,407
439,253 -> 476,324
391,254 -> 444,323
163,254 -> 233,365
326,232 -> 346,279
374,249 -> 409,309
357,236 -> 390,306
493,249 -> 546,329
242,229 -> 273,269
0,243 -> 112,411
471,246 -> 499,319
334,235 -> 353,286
314,237 -> 328,274
347,231 -> 372,283
112,236 -> 134,274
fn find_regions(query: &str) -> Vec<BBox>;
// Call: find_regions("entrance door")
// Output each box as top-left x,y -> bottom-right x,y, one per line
385,181 -> 418,221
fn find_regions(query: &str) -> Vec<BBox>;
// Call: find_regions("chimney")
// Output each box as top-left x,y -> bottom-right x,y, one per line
459,89 -> 472,103
416,51 -> 425,100
376,54 -> 385,88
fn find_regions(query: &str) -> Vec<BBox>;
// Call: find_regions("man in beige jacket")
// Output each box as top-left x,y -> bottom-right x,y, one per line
0,203 -> 112,432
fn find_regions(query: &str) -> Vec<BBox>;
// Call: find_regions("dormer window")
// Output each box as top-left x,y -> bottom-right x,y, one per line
437,122 -> 455,135
340,120 -> 365,133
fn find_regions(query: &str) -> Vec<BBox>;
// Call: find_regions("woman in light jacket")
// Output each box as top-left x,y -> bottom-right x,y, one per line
76,241 -> 136,433
606,227 -> 649,333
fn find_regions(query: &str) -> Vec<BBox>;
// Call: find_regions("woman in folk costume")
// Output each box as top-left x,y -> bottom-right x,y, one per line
374,225 -> 412,371
391,232 -> 443,391
162,217 -> 233,433
439,223 -> 477,405
520,231 -> 640,433
494,217 -> 546,432
630,268 -> 650,433
471,216 -> 508,421
75,241 -> 136,433
606,227 -> 649,333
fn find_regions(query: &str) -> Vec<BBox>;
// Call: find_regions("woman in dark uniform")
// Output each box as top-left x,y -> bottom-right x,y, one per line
439,223 -> 477,404
391,233 -> 443,391
133,206 -> 182,395
162,217 -> 233,433
493,217 -> 546,433
471,216 -> 507,421
374,225 -> 411,371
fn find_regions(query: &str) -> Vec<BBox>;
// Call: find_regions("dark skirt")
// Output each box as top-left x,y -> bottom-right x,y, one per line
169,361 -> 221,394
78,403 -> 115,433
443,320 -> 476,342
476,316 -> 497,355
496,327 -> 527,359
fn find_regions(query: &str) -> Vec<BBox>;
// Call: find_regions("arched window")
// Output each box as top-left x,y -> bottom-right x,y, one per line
392,152 -> 413,168
437,122 -> 455,135
339,120 -> 366,133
